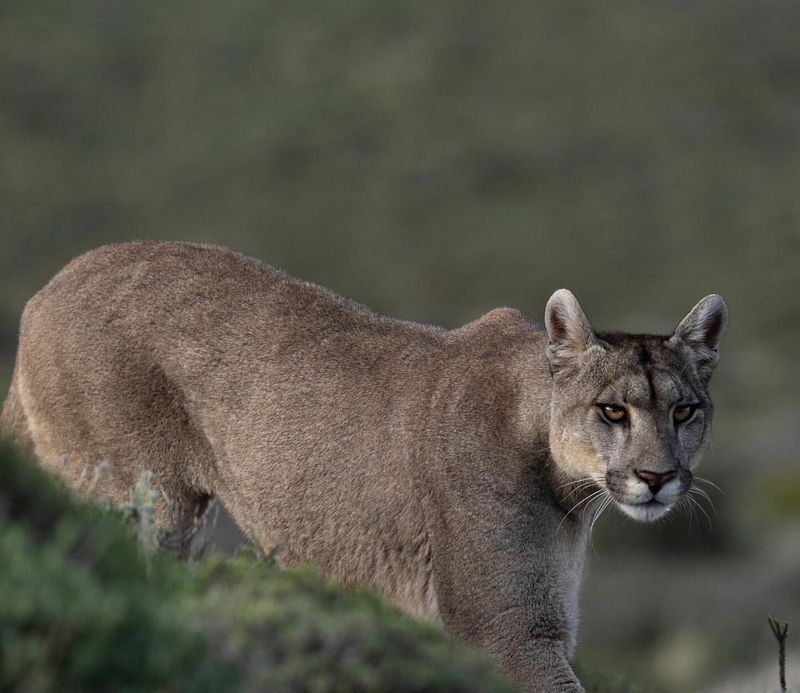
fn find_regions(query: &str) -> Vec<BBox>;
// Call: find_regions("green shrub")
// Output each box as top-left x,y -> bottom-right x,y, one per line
0,441 -> 238,692
0,441 -> 515,691
185,555 -> 516,692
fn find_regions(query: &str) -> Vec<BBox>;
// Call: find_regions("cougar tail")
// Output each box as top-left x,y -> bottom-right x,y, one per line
1,366 -> 34,455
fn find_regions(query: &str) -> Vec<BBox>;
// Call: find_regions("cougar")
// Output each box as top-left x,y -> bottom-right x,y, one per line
0,241 -> 727,691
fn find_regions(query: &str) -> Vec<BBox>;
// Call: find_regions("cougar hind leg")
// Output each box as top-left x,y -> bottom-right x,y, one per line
0,368 -> 35,454
75,461 -> 213,559
9,349 -> 219,560
154,487 -> 214,559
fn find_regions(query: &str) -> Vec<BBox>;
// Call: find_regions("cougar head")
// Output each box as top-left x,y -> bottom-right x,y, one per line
545,289 -> 728,522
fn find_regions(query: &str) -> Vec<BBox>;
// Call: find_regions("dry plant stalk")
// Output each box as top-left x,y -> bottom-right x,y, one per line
768,615 -> 789,693
130,470 -> 159,554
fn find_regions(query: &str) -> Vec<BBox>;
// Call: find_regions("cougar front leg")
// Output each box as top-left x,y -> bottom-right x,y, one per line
430,506 -> 585,692
493,638 -> 583,693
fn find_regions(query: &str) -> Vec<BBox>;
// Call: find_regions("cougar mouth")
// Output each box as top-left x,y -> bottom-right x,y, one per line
603,468 -> 686,522
615,498 -> 673,522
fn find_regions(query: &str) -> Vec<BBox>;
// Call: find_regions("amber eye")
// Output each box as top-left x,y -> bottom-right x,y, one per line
600,404 -> 628,423
673,405 -> 695,423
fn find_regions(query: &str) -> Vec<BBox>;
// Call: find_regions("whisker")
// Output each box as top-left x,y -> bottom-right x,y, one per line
556,489 -> 606,534
556,471 -> 606,491
589,495 -> 612,535
688,486 -> 718,516
588,494 -> 614,556
689,485 -> 714,504
562,481 -> 600,500
584,493 -> 603,522
554,477 -> 600,502
686,494 -> 713,530
680,495 -> 696,530
570,488 -> 606,515
694,476 -> 724,494
555,477 -> 595,490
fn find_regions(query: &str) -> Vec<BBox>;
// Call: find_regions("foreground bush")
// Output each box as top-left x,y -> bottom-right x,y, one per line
0,441 -> 515,691
186,556 -> 518,692
0,442 -> 238,691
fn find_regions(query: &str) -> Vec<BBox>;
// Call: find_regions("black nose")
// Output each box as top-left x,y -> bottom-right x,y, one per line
635,469 -> 677,494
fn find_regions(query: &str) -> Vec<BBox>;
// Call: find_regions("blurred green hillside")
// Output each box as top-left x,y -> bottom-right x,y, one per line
1,1 -> 798,691
1,1 -> 799,361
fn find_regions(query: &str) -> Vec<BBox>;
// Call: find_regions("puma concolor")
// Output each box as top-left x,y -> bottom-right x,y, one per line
0,242 -> 727,692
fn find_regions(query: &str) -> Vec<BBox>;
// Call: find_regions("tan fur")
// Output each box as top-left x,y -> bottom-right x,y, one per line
0,242 -> 726,692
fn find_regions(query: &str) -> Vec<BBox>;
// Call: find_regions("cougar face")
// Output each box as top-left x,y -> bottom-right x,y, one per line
545,290 -> 728,522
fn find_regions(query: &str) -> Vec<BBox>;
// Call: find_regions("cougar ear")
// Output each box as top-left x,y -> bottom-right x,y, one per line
545,289 -> 600,369
669,294 -> 728,379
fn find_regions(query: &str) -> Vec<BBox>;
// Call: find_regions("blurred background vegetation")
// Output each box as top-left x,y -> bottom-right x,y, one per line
0,1 -> 798,690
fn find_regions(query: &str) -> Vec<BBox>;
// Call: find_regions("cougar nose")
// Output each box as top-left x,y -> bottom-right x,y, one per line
635,469 -> 677,494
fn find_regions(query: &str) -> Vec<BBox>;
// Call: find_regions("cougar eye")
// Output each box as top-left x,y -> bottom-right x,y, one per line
599,404 -> 627,424
673,404 -> 695,423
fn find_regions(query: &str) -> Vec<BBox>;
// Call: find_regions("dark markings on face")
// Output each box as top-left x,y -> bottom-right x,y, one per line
638,345 -> 657,404
637,344 -> 651,366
